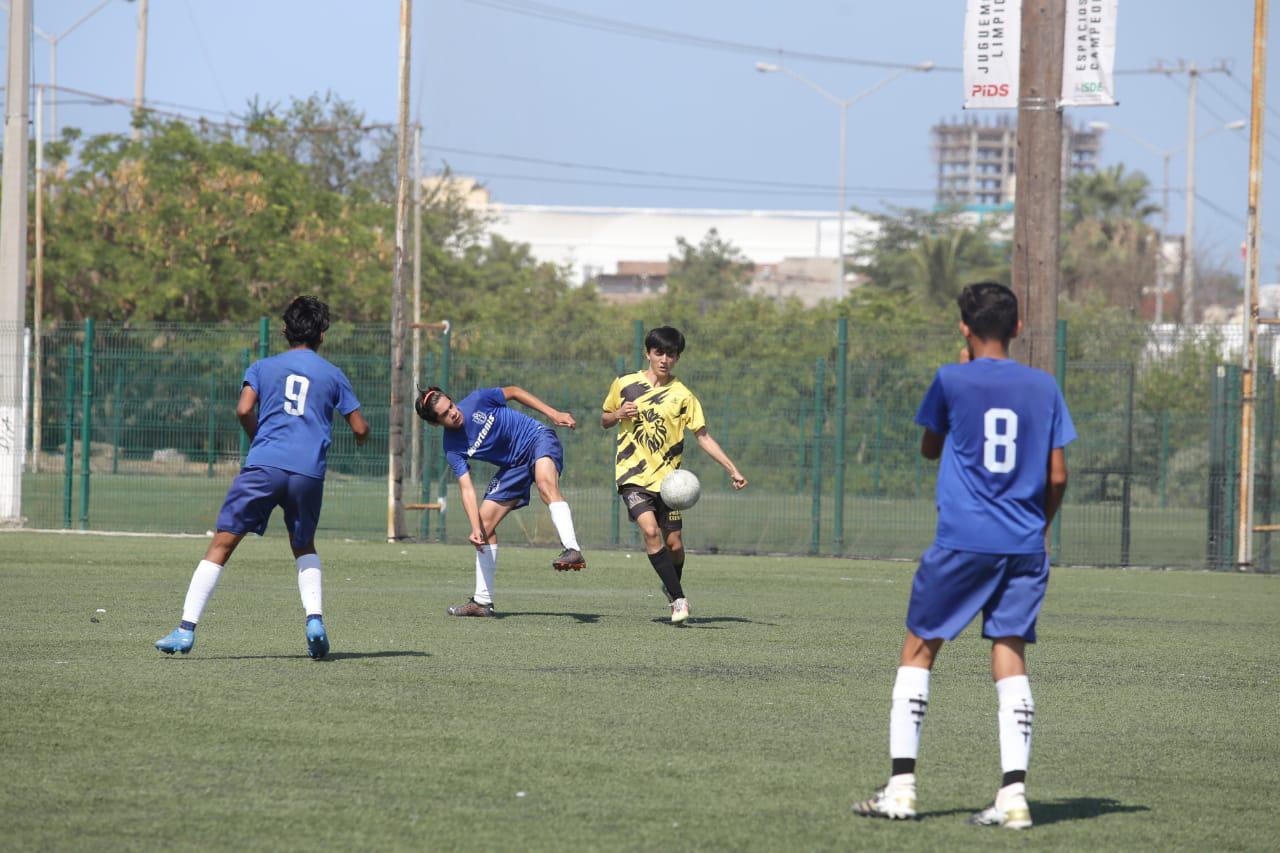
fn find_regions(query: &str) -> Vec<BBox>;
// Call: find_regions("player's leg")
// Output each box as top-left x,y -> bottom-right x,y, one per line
852,629 -> 940,820
855,546 -> 997,819
970,553 -> 1046,830
449,498 -> 514,616
530,435 -> 585,571
155,467 -> 278,655
283,473 -> 330,658
663,527 -> 690,623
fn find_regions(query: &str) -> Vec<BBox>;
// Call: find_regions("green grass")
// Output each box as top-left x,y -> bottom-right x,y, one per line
1,532 -> 1275,851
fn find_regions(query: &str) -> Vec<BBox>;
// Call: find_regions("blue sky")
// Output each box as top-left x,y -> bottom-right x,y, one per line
7,0 -> 1279,278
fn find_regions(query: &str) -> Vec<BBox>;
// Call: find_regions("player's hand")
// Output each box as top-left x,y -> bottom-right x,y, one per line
617,401 -> 639,420
468,528 -> 487,550
552,410 -> 577,430
729,471 -> 747,490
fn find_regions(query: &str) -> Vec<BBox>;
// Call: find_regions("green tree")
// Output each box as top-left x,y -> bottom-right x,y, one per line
1061,164 -> 1160,313
850,208 -> 1010,307
662,229 -> 754,316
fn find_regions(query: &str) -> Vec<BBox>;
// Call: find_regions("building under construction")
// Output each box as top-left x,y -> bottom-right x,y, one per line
932,115 -> 1102,209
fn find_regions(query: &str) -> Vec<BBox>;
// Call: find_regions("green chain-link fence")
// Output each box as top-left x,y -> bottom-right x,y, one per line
17,317 -> 1275,571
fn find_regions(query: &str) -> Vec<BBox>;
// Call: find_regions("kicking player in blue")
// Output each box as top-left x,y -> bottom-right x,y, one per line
416,385 -> 583,617
154,296 -> 369,658
853,282 -> 1075,830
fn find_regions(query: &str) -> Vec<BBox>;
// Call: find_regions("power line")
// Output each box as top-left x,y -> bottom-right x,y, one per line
463,0 -> 958,71
451,169 -> 935,199
423,142 -> 933,194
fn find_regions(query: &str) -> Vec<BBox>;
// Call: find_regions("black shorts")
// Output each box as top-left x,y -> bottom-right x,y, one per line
619,485 -> 683,532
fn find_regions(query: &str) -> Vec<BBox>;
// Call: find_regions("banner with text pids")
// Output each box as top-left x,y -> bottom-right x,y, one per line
964,0 -> 1021,109
963,0 -> 1118,109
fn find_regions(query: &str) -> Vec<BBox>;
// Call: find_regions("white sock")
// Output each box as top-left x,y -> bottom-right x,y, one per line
474,544 -> 498,606
548,501 -> 580,551
996,675 -> 1035,774
181,559 -> 223,625
889,666 -> 931,765
296,553 -> 323,617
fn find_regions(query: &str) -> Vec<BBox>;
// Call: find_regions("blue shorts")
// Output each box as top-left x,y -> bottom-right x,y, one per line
215,465 -> 325,548
482,429 -> 564,509
905,545 -> 1049,643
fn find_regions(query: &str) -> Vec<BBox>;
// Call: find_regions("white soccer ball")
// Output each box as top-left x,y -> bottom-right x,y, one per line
660,469 -> 701,511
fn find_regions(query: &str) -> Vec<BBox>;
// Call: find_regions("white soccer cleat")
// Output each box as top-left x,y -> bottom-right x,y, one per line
968,782 -> 1032,829
852,776 -> 917,820
670,597 -> 690,624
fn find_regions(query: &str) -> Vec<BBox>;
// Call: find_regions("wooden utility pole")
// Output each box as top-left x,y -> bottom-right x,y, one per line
387,0 -> 413,541
1238,0 -> 1269,570
1011,0 -> 1065,374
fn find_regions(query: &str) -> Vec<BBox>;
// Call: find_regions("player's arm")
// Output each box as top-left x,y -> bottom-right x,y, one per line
693,428 -> 747,490
601,401 -> 637,429
1044,447 -> 1069,527
454,470 -> 488,550
235,385 -> 258,440
502,386 -> 576,429
920,428 -> 945,460
345,409 -> 370,445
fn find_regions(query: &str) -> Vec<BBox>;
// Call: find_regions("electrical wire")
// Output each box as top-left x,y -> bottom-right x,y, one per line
463,0 -> 957,71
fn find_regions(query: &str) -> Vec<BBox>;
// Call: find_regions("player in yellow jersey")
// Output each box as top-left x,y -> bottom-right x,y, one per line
601,326 -> 747,624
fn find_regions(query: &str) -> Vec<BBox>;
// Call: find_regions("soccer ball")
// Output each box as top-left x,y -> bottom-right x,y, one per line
660,469 -> 701,511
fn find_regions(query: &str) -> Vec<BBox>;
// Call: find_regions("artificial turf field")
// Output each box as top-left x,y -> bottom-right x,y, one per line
1,532 -> 1276,851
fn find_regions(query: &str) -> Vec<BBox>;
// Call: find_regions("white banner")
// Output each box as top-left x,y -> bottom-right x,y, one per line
1061,0 -> 1119,106
963,0 -> 1021,109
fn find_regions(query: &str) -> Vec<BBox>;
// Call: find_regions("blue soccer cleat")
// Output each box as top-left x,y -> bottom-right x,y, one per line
305,615 -> 329,660
154,627 -> 195,655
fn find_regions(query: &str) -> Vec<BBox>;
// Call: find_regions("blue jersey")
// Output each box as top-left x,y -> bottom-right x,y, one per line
915,358 -> 1076,554
444,388 -> 548,477
243,348 -> 360,479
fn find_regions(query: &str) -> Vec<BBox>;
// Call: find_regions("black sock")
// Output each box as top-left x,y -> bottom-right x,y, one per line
179,620 -> 196,631
672,552 -> 685,581
892,758 -> 916,777
648,548 -> 684,600
1001,770 -> 1026,787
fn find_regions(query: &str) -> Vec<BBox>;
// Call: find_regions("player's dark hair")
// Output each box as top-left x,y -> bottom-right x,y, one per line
416,386 -> 447,424
283,296 -> 331,348
957,282 -> 1018,343
645,326 -> 686,356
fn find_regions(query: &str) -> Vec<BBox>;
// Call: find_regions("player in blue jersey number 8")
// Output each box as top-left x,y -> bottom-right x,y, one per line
852,282 -> 1076,829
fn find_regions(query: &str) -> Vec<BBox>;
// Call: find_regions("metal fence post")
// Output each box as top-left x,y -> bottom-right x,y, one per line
420,351 -> 436,539
239,348 -> 251,463
206,370 -> 217,478
1159,410 -> 1168,509
1052,319 -> 1067,563
633,320 -> 645,371
436,326 -> 451,541
79,319 -> 94,530
110,365 -> 123,474
62,343 -> 77,529
611,354 -> 625,547
258,317 -> 269,360
809,357 -> 826,555
1121,363 -> 1135,566
833,318 -> 848,554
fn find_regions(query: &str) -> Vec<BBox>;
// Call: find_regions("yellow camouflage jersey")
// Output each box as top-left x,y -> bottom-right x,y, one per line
602,371 -> 706,491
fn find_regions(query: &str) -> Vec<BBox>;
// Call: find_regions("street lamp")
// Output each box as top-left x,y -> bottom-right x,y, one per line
756,60 -> 935,301
1089,118 -> 1245,323
0,0 -> 116,141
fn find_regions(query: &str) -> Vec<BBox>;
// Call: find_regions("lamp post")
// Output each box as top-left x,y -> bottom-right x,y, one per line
1,0 -> 117,141
1088,119 -> 1245,322
755,60 -> 934,301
